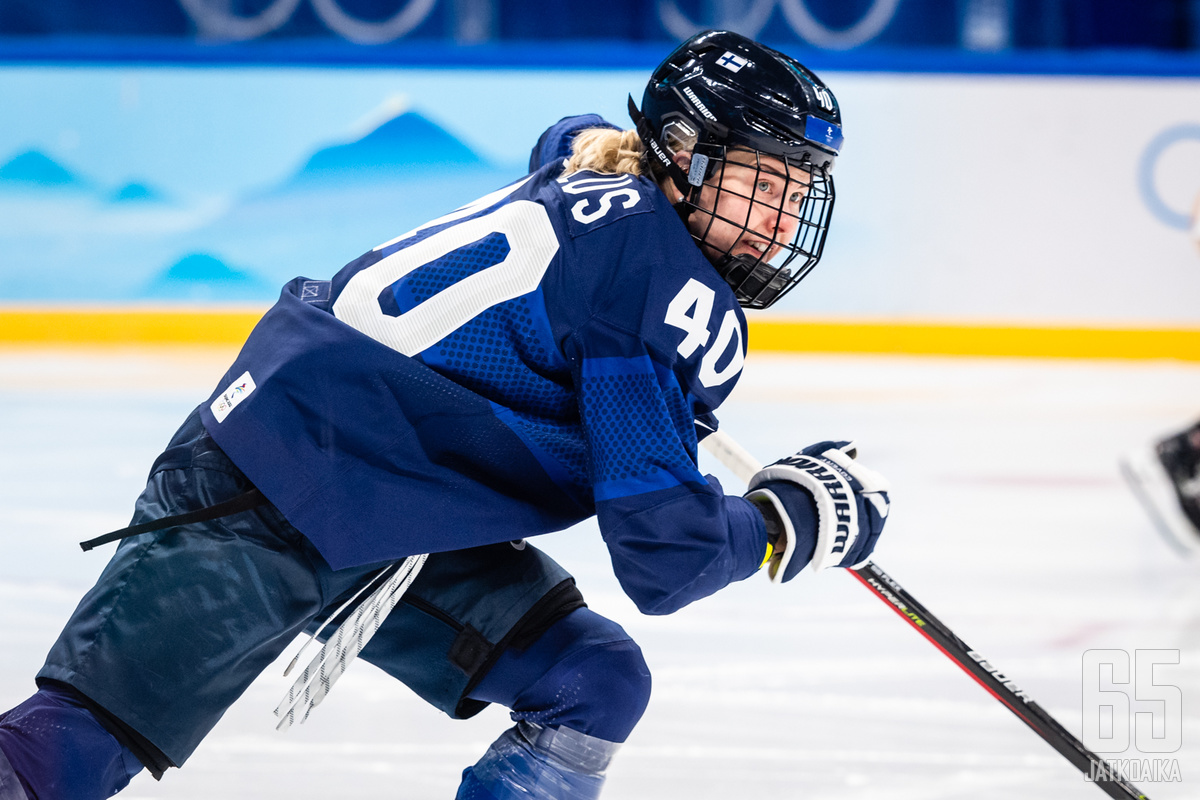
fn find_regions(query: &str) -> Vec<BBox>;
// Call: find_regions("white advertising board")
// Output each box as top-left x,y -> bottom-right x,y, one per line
789,72 -> 1200,325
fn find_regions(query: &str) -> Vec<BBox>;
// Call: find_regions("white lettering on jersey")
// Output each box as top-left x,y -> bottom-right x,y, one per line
558,172 -> 643,225
571,189 -> 642,224
665,278 -> 713,358
664,279 -> 744,388
698,309 -> 744,387
334,200 -> 559,357
558,174 -> 634,195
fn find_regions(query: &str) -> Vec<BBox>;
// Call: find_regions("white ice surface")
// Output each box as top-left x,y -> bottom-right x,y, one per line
1,348 -> 1198,799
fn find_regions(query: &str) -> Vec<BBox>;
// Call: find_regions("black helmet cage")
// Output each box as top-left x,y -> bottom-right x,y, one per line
631,30 -> 842,309
683,141 -> 835,310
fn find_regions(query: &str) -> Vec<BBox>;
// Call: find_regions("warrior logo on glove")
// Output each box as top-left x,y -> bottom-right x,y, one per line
745,441 -> 891,583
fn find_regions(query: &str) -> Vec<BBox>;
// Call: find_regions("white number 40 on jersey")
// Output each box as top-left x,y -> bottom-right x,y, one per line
665,278 -> 744,389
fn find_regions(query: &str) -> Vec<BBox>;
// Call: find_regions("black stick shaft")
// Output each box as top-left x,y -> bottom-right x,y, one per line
701,430 -> 1150,797
850,561 -> 1148,800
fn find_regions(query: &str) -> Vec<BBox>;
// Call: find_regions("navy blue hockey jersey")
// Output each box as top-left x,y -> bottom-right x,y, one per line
201,121 -> 767,614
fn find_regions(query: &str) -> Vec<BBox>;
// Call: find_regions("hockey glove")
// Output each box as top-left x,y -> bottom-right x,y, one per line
745,441 -> 890,583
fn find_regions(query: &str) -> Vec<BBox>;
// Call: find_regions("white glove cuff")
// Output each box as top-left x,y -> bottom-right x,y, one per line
749,456 -> 857,573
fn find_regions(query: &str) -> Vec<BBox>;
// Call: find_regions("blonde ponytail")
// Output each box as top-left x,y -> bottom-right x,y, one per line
563,128 -> 645,177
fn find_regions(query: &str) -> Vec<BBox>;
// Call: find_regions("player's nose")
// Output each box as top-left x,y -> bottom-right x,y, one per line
752,201 -> 794,241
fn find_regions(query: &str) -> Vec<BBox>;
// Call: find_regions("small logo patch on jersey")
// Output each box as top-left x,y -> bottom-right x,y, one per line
211,371 -> 256,423
717,51 -> 748,72
301,280 -> 331,303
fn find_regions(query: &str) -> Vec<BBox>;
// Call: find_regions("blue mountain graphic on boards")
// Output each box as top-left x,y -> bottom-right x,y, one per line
284,111 -> 483,189
142,252 -> 272,301
0,150 -> 89,190
109,181 -> 168,203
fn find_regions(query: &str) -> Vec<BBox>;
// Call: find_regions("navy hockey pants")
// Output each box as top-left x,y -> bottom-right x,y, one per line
1,416 -> 651,797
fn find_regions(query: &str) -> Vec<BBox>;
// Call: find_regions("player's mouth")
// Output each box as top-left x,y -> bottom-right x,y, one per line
737,237 -> 775,260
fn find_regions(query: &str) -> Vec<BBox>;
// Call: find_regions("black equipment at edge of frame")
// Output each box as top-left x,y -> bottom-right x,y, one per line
78,488 -> 267,552
849,561 -> 1150,800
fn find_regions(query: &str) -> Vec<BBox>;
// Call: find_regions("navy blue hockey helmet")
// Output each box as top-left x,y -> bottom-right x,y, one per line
630,30 -> 842,309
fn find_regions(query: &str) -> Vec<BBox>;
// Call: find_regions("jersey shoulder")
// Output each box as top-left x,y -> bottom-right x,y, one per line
528,169 -> 746,405
527,165 -> 733,324
528,114 -> 619,172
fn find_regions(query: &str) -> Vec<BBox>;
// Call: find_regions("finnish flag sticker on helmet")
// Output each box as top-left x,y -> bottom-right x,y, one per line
716,51 -> 748,72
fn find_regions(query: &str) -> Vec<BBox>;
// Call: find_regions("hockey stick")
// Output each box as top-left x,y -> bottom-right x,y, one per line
701,430 -> 1149,800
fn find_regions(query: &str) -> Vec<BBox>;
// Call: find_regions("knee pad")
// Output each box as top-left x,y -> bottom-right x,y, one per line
0,685 -> 142,800
470,607 -> 652,744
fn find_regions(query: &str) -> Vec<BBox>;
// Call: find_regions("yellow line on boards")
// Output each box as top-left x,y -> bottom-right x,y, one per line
0,308 -> 265,346
0,309 -> 1198,361
748,318 -> 1200,362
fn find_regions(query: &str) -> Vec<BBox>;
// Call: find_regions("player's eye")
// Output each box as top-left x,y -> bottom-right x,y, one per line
756,179 -> 772,194
789,190 -> 804,204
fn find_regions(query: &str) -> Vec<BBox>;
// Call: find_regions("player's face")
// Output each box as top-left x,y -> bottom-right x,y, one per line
687,150 -> 810,265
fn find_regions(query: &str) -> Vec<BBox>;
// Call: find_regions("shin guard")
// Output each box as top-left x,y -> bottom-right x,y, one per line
0,685 -> 142,800
457,721 -> 619,800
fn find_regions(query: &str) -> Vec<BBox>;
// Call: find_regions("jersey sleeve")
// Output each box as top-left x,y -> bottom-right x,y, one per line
565,314 -> 768,616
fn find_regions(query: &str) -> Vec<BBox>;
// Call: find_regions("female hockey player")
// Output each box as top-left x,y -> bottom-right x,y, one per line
0,30 -> 889,800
